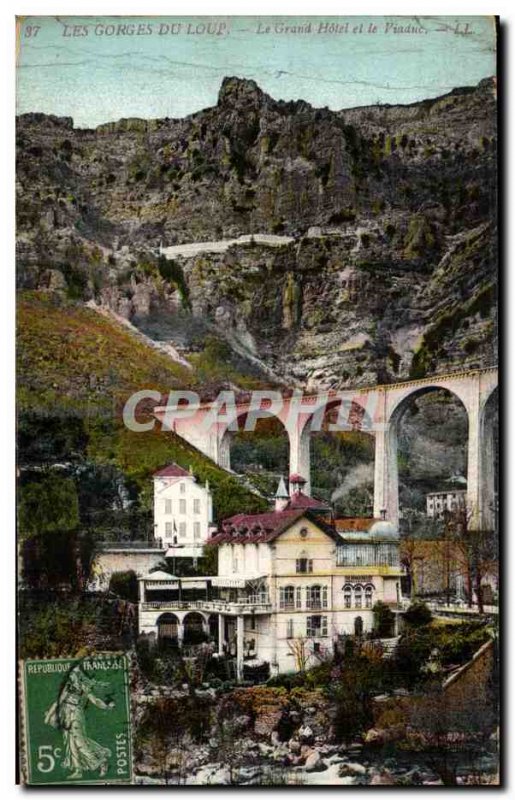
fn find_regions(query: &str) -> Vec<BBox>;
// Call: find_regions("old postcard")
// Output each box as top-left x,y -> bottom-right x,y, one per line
16,15 -> 499,786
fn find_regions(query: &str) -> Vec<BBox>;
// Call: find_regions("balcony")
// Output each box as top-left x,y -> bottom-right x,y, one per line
99,541 -> 164,551
140,596 -> 272,615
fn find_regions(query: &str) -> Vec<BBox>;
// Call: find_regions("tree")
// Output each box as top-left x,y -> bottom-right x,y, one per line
109,570 -> 139,602
406,672 -> 498,785
332,642 -> 385,744
392,626 -> 434,688
403,601 -> 432,628
444,508 -> 498,613
18,475 -> 79,538
21,529 -> 78,590
400,534 -> 418,600
287,637 -> 311,673
373,601 -> 395,637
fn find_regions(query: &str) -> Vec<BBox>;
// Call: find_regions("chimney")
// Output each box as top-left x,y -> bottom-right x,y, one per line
289,473 -> 307,496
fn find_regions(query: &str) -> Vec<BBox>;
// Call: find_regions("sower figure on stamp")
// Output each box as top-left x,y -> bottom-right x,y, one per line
44,663 -> 114,780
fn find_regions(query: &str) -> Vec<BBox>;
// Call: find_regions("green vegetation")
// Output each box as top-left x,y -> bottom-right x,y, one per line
17,290 -> 190,416
17,291 -> 268,541
21,528 -> 96,591
157,255 -> 191,309
282,272 -> 302,328
403,601 -> 433,627
332,643 -> 387,744
18,474 -> 79,538
109,570 -> 139,602
403,214 -> 437,259
373,601 -> 396,637
18,593 -> 136,659
393,619 -> 491,687
327,207 -> 356,224
410,281 -> 495,378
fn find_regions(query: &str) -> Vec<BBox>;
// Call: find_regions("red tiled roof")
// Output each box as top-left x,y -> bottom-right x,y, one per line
153,463 -> 191,478
210,509 -> 340,545
289,473 -> 306,483
287,491 -> 331,511
334,517 -> 376,532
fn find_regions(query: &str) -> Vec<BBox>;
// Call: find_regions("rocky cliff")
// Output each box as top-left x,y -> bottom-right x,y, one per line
16,76 -> 497,388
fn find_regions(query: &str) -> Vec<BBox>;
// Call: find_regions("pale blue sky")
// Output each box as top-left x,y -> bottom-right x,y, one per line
16,15 -> 496,128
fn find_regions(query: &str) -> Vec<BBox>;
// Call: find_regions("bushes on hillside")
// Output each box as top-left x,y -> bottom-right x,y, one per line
373,601 -> 395,637
109,570 -> 139,602
403,601 -> 433,628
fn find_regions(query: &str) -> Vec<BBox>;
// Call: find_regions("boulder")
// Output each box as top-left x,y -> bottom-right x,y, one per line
364,728 -> 384,745
369,769 -> 396,785
339,762 -> 367,777
298,724 -> 314,743
304,750 -> 323,772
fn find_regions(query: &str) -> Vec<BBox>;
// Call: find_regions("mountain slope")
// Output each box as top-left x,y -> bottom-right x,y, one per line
17,291 -> 268,522
16,76 -> 497,387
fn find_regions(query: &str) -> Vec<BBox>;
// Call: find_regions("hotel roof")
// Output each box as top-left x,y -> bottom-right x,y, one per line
210,508 -> 340,545
153,463 -> 191,478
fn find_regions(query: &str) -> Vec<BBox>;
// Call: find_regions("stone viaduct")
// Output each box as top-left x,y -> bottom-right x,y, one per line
154,367 -> 498,531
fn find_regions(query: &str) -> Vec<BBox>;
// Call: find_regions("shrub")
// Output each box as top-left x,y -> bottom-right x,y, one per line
109,570 -> 139,602
403,601 -> 433,628
18,475 -> 80,538
392,627 -> 434,687
373,601 -> 395,637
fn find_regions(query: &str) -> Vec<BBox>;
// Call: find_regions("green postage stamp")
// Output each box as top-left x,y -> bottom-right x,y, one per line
22,654 -> 132,785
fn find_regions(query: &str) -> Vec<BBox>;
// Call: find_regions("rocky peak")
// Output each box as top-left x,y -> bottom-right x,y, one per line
217,76 -> 266,111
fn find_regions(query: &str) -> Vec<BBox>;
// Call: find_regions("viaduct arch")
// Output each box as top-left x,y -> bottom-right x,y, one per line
154,368 -> 498,530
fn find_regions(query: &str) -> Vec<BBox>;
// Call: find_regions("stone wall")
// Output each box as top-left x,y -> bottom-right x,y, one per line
89,548 -> 165,591
442,638 -> 494,710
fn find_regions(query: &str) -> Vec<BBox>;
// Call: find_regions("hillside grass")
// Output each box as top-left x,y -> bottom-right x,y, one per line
17,291 -> 268,522
17,291 -> 191,415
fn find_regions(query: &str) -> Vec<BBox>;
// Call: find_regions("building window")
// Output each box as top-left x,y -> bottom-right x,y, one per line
179,499 -> 186,514
354,585 -> 363,609
286,619 -> 294,639
164,499 -> 172,515
296,557 -> 313,574
179,522 -> 186,538
337,544 -> 375,567
194,522 -> 201,540
165,522 -> 173,537
307,615 -> 328,638
193,498 -> 200,514
180,482 -> 186,494
376,544 -> 400,567
343,584 -> 352,609
307,585 -> 328,610
296,587 -> 302,609
365,585 -> 373,608
279,585 -> 295,609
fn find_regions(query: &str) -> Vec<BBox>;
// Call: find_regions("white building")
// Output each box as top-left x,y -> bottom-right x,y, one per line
139,480 -> 403,678
426,490 -> 467,519
153,463 -> 214,558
